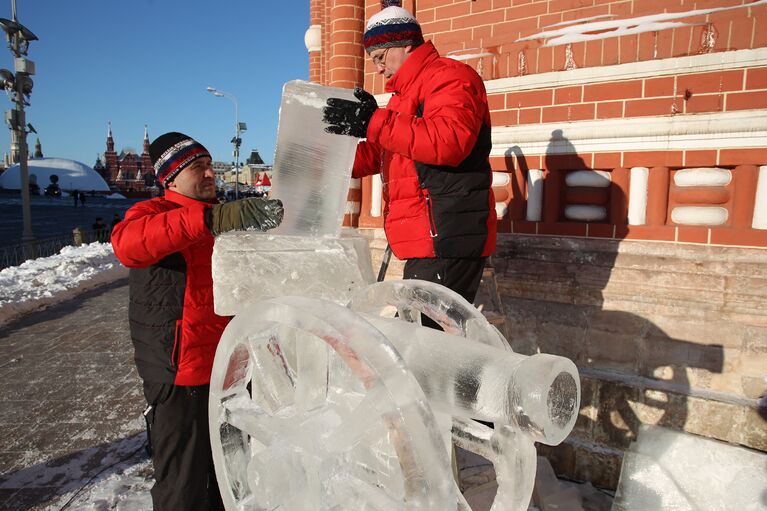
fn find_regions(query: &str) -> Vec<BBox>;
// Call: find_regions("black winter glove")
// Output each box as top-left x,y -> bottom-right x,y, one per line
206,197 -> 284,236
322,87 -> 378,138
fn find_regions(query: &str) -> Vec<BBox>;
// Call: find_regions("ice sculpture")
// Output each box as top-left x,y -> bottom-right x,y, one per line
208,80 -> 581,510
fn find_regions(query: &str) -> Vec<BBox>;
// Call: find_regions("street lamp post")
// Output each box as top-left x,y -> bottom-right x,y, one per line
206,86 -> 246,200
0,0 -> 37,258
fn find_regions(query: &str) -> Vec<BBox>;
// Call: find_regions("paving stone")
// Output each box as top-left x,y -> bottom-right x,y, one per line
0,279 -> 144,510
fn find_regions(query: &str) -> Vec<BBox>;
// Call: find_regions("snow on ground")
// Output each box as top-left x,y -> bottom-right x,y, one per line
0,242 -> 127,328
45,433 -> 153,511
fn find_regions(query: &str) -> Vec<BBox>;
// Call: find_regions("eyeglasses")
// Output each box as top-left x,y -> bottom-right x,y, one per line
371,48 -> 390,67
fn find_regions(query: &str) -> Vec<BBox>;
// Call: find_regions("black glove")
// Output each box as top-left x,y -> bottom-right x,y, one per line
206,197 -> 284,236
322,87 -> 378,138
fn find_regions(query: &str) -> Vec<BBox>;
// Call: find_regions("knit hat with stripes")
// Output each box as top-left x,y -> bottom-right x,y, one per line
363,6 -> 424,54
149,132 -> 211,188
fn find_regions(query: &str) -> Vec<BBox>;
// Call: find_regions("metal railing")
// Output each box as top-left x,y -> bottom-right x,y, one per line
0,228 -> 111,270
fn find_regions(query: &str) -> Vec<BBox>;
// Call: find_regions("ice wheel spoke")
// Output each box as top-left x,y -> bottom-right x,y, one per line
220,393 -> 286,446
452,416 -> 496,460
396,305 -> 420,324
249,333 -> 297,414
331,472 -> 404,511
322,383 -> 389,453
295,334 -> 329,412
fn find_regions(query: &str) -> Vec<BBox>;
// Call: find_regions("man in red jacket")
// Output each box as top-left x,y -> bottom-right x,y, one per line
111,132 -> 283,510
323,4 -> 496,317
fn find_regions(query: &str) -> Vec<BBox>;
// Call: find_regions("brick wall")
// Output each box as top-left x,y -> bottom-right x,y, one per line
361,0 -> 767,88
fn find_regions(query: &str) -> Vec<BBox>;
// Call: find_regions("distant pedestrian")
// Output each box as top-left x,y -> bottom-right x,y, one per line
92,217 -> 108,242
73,190 -> 79,207
79,191 -> 86,206
110,213 -> 121,233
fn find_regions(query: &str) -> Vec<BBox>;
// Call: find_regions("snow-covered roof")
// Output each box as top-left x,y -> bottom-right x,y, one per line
0,158 -> 110,192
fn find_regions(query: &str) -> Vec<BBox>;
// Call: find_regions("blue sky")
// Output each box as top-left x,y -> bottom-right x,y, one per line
0,0 -> 310,165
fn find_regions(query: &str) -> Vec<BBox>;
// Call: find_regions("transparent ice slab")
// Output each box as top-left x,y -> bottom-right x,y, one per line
612,424 -> 767,511
212,231 -> 375,315
269,80 -> 360,238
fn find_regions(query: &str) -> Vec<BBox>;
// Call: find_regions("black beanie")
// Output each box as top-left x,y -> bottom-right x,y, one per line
149,132 -> 211,188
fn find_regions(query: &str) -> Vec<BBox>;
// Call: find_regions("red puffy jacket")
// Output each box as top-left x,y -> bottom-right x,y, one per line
353,41 -> 496,260
111,189 -> 230,386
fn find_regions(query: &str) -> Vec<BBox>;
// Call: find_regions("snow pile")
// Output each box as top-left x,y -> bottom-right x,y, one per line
0,242 -> 127,327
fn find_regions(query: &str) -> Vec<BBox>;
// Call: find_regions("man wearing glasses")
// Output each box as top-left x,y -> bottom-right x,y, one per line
323,3 -> 496,323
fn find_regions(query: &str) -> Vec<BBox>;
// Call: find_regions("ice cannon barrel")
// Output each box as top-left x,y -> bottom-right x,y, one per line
360,315 -> 580,446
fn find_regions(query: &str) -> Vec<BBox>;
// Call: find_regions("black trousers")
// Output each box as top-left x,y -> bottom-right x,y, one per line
403,257 -> 487,329
143,382 -> 224,511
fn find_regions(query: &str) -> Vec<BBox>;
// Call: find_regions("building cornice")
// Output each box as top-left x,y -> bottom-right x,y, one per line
491,110 -> 767,157
485,48 -> 767,94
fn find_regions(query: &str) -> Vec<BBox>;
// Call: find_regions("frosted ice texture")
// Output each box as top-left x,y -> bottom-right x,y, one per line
269,80 -> 360,238
362,314 -> 579,445
613,424 -> 767,511
349,280 -> 580,446
212,231 -> 375,315
209,296 -> 458,510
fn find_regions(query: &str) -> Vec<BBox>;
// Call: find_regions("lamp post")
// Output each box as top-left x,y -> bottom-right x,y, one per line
206,86 -> 246,200
0,0 -> 37,258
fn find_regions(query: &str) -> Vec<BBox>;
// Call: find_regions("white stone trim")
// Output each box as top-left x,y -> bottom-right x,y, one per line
526,169 -> 544,221
304,24 -> 322,53
345,201 -> 361,215
565,204 -> 607,222
754,166 -> 767,230
674,168 -> 731,187
671,206 -> 728,226
565,170 -> 611,187
628,167 -> 649,226
491,110 -> 767,157
492,171 -> 510,187
370,174 -> 383,218
485,48 -> 767,94
495,202 -> 508,219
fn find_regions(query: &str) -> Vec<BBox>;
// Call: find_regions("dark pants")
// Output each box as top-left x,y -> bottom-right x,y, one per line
143,382 -> 224,511
403,257 -> 487,329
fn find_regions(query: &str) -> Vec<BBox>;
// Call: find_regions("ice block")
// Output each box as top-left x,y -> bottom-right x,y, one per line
269,80 -> 360,238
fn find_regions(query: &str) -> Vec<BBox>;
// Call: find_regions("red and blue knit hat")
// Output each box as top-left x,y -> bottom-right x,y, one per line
363,5 -> 424,54
149,132 -> 211,188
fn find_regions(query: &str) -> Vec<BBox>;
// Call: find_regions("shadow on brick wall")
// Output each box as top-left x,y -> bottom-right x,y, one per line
492,148 -> 728,488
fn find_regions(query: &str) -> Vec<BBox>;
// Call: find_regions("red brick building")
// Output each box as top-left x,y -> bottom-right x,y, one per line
307,0 -> 767,490
95,123 -> 156,196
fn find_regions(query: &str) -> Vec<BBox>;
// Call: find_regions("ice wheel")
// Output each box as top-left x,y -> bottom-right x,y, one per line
209,295 -> 457,510
349,280 -> 540,511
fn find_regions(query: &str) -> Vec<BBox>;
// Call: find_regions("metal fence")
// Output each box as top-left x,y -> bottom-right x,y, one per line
0,228 -> 111,270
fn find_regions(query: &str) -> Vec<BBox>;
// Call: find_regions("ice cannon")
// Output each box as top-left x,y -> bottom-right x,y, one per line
208,81 -> 581,511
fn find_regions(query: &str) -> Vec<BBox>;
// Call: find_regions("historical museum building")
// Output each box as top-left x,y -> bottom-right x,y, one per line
94,123 -> 156,196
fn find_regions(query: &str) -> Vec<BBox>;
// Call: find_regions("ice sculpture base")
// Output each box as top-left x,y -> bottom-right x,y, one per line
212,230 -> 375,316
